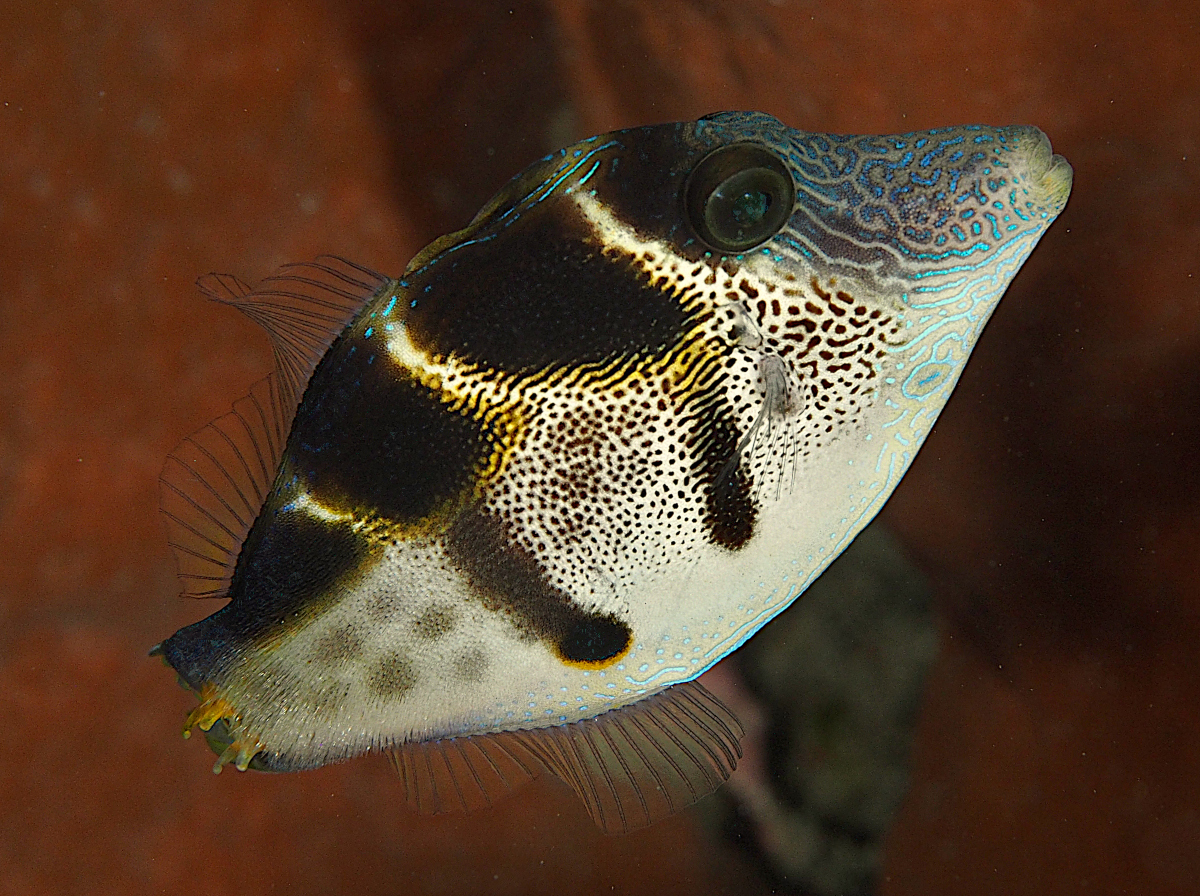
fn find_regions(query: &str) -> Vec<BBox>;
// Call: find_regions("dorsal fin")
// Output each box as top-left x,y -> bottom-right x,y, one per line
388,679 -> 744,834
160,374 -> 288,598
197,255 -> 392,412
161,257 -> 391,599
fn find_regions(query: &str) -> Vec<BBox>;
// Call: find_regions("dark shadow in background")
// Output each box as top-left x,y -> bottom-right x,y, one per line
932,138 -> 1200,666
337,0 -> 576,242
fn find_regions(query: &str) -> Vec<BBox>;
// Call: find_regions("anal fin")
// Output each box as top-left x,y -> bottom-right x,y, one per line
522,679 -> 744,834
388,729 -> 542,815
388,680 -> 743,835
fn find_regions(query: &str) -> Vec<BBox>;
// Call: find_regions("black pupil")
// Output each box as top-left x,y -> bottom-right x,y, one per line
704,169 -> 784,248
730,188 -> 769,226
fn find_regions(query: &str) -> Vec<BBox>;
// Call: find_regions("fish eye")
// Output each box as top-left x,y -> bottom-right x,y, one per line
685,144 -> 795,253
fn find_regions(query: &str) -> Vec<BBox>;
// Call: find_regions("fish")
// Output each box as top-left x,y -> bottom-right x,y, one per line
154,111 -> 1072,834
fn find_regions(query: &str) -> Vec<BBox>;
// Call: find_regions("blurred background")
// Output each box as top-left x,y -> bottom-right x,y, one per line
1,1 -> 1198,893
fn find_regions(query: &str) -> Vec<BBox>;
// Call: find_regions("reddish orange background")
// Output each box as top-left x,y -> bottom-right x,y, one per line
2,1 -> 1198,894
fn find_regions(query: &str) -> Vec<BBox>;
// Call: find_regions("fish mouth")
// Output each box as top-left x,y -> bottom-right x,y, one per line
1014,126 -> 1074,211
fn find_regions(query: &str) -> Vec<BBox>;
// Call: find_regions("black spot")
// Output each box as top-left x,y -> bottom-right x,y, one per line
368,652 -> 418,699
312,624 -> 365,666
688,394 -> 757,550
404,209 -> 691,371
444,509 -> 632,666
709,463 -> 756,549
452,648 -> 489,683
560,616 -> 631,664
413,604 -> 457,640
287,340 -> 492,522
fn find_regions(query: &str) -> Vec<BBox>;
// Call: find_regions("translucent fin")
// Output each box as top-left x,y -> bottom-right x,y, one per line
159,374 -> 289,598
389,681 -> 743,834
161,257 -> 391,599
196,255 -> 392,413
518,680 -> 744,834
388,729 -> 543,815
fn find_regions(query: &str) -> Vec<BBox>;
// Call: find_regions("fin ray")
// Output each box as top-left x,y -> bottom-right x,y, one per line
160,374 -> 287,598
385,681 -> 741,833
388,730 -> 542,816
522,680 -> 743,834
197,255 -> 391,413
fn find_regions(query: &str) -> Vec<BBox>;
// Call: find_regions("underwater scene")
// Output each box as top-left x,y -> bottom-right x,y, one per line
1,2 -> 1197,894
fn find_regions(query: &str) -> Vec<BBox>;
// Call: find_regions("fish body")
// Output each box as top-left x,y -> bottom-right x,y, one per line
157,112 -> 1071,832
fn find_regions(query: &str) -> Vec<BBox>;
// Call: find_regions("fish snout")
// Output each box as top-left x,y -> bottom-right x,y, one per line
1005,126 -> 1074,212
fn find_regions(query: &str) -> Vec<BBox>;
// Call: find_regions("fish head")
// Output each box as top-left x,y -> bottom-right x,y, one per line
156,114 -> 1070,790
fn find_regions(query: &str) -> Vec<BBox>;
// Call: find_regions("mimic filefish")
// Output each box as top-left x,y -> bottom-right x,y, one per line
154,111 -> 1072,834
